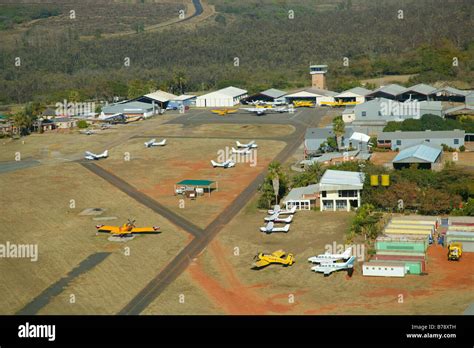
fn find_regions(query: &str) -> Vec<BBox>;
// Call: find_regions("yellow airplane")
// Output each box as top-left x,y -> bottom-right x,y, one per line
95,219 -> 160,237
292,100 -> 315,108
252,250 -> 295,269
211,109 -> 238,116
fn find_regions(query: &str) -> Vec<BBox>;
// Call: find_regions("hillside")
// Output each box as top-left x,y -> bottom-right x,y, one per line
0,0 -> 473,104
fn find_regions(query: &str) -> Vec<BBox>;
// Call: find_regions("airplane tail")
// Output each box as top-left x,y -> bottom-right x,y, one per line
236,141 -> 244,147
283,224 -> 290,232
211,160 -> 218,167
342,247 -> 352,259
231,147 -> 238,153
102,150 -> 108,157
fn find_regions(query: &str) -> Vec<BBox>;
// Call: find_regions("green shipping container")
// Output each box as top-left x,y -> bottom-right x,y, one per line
375,240 -> 427,253
405,261 -> 423,275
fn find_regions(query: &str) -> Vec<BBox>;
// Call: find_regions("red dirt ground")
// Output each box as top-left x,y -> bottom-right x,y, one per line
189,241 -> 473,314
187,240 -> 305,314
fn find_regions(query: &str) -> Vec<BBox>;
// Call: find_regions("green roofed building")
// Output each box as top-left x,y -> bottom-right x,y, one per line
175,179 -> 218,197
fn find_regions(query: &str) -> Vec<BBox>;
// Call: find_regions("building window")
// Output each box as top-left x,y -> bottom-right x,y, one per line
361,111 -> 366,117
454,139 -> 459,145
378,111 -> 381,116
322,191 -> 326,198
425,139 -> 430,142
396,140 -> 401,146
338,190 -> 358,198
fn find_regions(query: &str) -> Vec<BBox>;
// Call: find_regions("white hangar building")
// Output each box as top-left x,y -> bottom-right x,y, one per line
196,86 -> 248,107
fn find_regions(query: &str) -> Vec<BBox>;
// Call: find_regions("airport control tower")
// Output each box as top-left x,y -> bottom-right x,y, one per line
310,64 -> 328,90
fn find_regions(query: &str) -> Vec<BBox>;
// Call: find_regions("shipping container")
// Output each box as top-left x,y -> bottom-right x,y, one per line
376,250 -> 426,257
391,219 -> 437,229
386,224 -> 434,232
384,228 -> 432,236
362,262 -> 406,277
371,259 -> 425,274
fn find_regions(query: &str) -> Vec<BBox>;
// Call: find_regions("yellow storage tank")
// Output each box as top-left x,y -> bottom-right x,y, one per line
370,175 -> 379,186
381,174 -> 390,186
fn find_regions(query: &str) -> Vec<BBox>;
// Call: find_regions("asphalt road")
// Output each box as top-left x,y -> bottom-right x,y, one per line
118,107 -> 327,314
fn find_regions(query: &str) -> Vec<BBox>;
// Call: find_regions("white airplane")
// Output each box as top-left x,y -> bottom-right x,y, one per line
267,206 -> 297,215
268,205 -> 281,214
259,221 -> 290,234
211,159 -> 235,168
80,129 -> 98,135
311,256 -> 356,276
264,213 -> 294,223
144,138 -> 167,147
307,247 -> 352,264
84,150 -> 108,160
232,147 -> 252,155
236,140 -> 258,149
240,107 -> 268,116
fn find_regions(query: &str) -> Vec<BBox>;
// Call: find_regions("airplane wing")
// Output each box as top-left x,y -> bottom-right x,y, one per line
253,259 -> 270,268
129,226 -> 160,233
96,225 -> 120,233
324,269 -> 334,275
227,109 -> 238,114
272,250 -> 286,258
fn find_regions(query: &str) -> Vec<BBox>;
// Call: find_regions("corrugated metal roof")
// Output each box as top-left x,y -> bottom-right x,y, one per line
432,86 -> 472,96
393,144 -> 442,163
405,83 -> 437,95
320,169 -> 365,187
370,84 -> 407,96
284,184 -> 320,201
379,130 -> 465,140
103,101 -> 154,113
444,105 -> 474,115
260,88 -> 287,99
305,127 -> 354,140
197,86 -> 247,99
336,87 -> 373,97
144,90 -> 178,102
172,94 -> 196,101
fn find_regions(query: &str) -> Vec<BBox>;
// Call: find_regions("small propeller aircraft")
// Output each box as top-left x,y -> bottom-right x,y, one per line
236,140 -> 258,149
308,247 -> 352,264
259,221 -> 290,234
84,150 -> 108,160
96,219 -> 160,237
144,138 -> 167,147
240,106 -> 289,116
311,256 -> 356,277
267,206 -> 297,215
264,213 -> 294,223
231,147 -> 252,155
211,109 -> 238,116
80,129 -> 98,135
252,250 -> 295,269
211,159 -> 235,168
292,100 -> 315,108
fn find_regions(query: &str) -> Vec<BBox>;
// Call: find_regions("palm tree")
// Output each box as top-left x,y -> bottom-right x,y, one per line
268,161 -> 283,204
333,116 -> 345,151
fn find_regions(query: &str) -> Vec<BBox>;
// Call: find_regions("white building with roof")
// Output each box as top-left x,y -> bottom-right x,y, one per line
319,170 -> 365,211
196,86 -> 248,107
285,87 -> 337,106
335,87 -> 373,104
